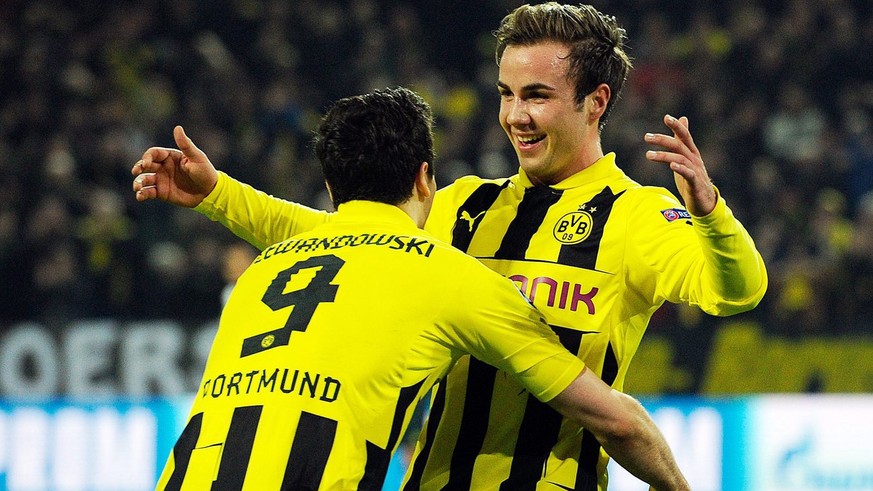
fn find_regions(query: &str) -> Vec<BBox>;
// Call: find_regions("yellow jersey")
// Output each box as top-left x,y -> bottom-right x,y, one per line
159,201 -> 585,490
193,153 -> 766,490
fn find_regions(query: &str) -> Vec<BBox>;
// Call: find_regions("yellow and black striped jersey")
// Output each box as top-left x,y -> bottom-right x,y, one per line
194,153 -> 767,490
159,201 -> 585,491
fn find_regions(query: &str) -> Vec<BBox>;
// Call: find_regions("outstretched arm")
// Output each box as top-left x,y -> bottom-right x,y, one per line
131,126 -> 330,249
549,369 -> 689,491
132,126 -> 218,207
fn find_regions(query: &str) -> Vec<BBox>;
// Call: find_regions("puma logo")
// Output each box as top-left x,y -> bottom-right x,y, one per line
459,210 -> 486,231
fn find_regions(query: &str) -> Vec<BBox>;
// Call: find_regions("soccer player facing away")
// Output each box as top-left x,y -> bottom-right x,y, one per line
134,4 -> 766,489
140,87 -> 689,490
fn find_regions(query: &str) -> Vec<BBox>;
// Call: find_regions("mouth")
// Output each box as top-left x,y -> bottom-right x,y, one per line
516,134 -> 546,150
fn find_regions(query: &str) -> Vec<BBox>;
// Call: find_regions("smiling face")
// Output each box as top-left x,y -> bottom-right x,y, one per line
497,41 -> 605,186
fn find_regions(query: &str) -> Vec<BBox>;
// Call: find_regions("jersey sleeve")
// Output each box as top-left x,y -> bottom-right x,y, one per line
194,172 -> 333,250
440,258 -> 586,402
625,186 -> 768,316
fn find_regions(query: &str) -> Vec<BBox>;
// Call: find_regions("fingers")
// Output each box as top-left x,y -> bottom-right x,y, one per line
133,147 -> 181,175
644,114 -> 701,161
132,125 -> 201,178
132,172 -> 157,201
661,114 -> 699,155
644,149 -> 696,182
643,136 -> 690,166
644,150 -> 686,166
665,114 -> 689,130
645,146 -> 700,192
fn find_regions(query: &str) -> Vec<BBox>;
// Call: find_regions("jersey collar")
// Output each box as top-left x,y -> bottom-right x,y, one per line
517,152 -> 620,190
334,200 -> 420,230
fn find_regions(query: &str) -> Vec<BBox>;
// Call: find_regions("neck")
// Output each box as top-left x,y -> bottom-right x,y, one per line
396,200 -> 428,228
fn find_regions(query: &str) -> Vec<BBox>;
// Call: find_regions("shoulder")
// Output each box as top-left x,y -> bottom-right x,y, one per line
610,186 -> 698,233
413,233 -> 508,289
428,174 -> 515,238
617,185 -> 683,211
423,233 -> 487,270
436,174 -> 514,201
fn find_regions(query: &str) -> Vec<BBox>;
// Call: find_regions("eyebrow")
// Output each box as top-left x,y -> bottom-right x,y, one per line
496,81 -> 557,93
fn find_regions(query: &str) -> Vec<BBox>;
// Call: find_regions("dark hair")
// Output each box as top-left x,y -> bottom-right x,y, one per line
494,2 -> 632,130
314,86 -> 435,208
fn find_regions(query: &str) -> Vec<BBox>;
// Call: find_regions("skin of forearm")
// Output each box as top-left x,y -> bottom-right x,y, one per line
594,395 -> 690,491
549,374 -> 689,490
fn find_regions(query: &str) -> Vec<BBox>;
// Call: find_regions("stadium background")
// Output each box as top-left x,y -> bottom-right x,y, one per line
0,0 -> 872,489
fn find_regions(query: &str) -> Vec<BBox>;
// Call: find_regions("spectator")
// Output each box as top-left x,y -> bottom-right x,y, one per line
1,0 -> 872,373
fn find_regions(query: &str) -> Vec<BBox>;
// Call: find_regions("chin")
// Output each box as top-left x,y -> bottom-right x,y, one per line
519,160 -> 545,175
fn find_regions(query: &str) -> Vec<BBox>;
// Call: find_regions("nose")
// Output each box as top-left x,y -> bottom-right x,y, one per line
504,99 -> 531,127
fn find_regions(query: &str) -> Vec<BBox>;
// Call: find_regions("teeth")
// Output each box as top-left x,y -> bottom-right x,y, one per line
518,135 -> 544,144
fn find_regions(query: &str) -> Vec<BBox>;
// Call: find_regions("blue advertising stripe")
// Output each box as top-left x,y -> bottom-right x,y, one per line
6,395 -> 873,491
0,398 -> 190,490
632,396 -> 751,491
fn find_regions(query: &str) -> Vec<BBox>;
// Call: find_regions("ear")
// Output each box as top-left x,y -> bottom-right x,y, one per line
588,83 -> 611,123
413,162 -> 434,201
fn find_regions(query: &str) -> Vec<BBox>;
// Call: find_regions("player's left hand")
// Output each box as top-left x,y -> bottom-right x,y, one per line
644,114 -> 717,217
131,125 -> 218,208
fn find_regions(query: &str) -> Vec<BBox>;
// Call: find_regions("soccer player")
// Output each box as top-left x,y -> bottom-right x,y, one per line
133,4 -> 767,490
138,87 -> 688,490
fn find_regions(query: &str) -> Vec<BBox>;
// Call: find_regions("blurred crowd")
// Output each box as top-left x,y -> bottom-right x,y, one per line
2,0 -> 872,342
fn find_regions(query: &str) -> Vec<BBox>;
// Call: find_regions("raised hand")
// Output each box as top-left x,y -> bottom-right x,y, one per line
644,115 -> 717,217
131,125 -> 219,208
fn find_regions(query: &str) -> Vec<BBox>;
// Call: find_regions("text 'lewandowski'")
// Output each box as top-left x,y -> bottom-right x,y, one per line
255,233 -> 435,263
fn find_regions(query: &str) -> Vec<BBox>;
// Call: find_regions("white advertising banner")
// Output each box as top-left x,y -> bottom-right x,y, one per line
609,395 -> 873,491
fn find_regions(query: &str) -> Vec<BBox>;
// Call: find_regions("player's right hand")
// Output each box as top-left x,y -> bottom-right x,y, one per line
131,125 -> 219,208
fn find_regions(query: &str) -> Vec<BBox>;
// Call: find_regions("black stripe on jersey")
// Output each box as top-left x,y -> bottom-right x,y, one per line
403,381 -> 447,491
213,405 -> 262,490
601,341 -> 619,386
444,357 -> 498,489
451,180 -> 511,252
359,380 -> 427,490
575,342 -> 619,490
557,187 -> 623,270
500,325 -> 587,490
501,396 -> 561,491
281,411 -> 338,490
164,412 -> 203,491
495,185 -> 564,260
551,324 -> 587,354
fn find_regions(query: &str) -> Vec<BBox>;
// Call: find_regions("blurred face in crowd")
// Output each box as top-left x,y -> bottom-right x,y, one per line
498,41 -> 598,186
